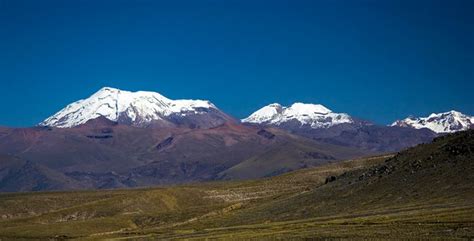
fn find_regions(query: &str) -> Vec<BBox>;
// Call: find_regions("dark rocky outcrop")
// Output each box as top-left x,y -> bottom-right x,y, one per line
325,175 -> 337,184
86,135 -> 113,139
257,129 -> 275,139
304,152 -> 335,160
156,137 -> 173,150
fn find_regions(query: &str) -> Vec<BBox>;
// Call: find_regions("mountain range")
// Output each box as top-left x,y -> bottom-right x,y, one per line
0,87 -> 472,192
243,102 -> 473,134
38,87 -> 473,134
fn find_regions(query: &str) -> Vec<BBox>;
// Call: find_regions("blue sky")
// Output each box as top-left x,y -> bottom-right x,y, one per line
0,0 -> 472,127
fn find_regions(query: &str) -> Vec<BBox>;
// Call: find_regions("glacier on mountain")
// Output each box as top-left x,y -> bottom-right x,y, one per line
40,87 -> 219,128
242,102 -> 353,128
391,110 -> 474,133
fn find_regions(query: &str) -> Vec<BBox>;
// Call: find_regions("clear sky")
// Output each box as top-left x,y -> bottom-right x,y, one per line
0,0 -> 473,127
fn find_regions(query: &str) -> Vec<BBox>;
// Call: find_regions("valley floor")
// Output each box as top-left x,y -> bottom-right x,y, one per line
0,152 -> 473,240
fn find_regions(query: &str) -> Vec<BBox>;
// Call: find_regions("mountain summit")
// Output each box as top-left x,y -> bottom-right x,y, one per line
391,110 -> 474,133
242,102 -> 353,128
40,87 -> 232,128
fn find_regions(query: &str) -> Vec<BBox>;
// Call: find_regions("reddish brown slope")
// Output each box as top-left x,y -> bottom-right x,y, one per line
0,119 -> 370,191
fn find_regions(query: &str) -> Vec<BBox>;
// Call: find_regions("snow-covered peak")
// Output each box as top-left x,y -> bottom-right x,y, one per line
40,87 -> 219,128
285,103 -> 332,116
242,102 -> 353,128
391,110 -> 474,133
241,103 -> 283,124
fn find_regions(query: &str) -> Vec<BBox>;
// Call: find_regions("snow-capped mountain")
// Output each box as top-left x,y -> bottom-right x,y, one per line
40,87 -> 232,128
242,103 -> 354,128
391,110 -> 474,133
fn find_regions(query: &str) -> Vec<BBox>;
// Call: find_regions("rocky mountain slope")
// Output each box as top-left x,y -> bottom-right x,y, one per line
0,119 -> 368,192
